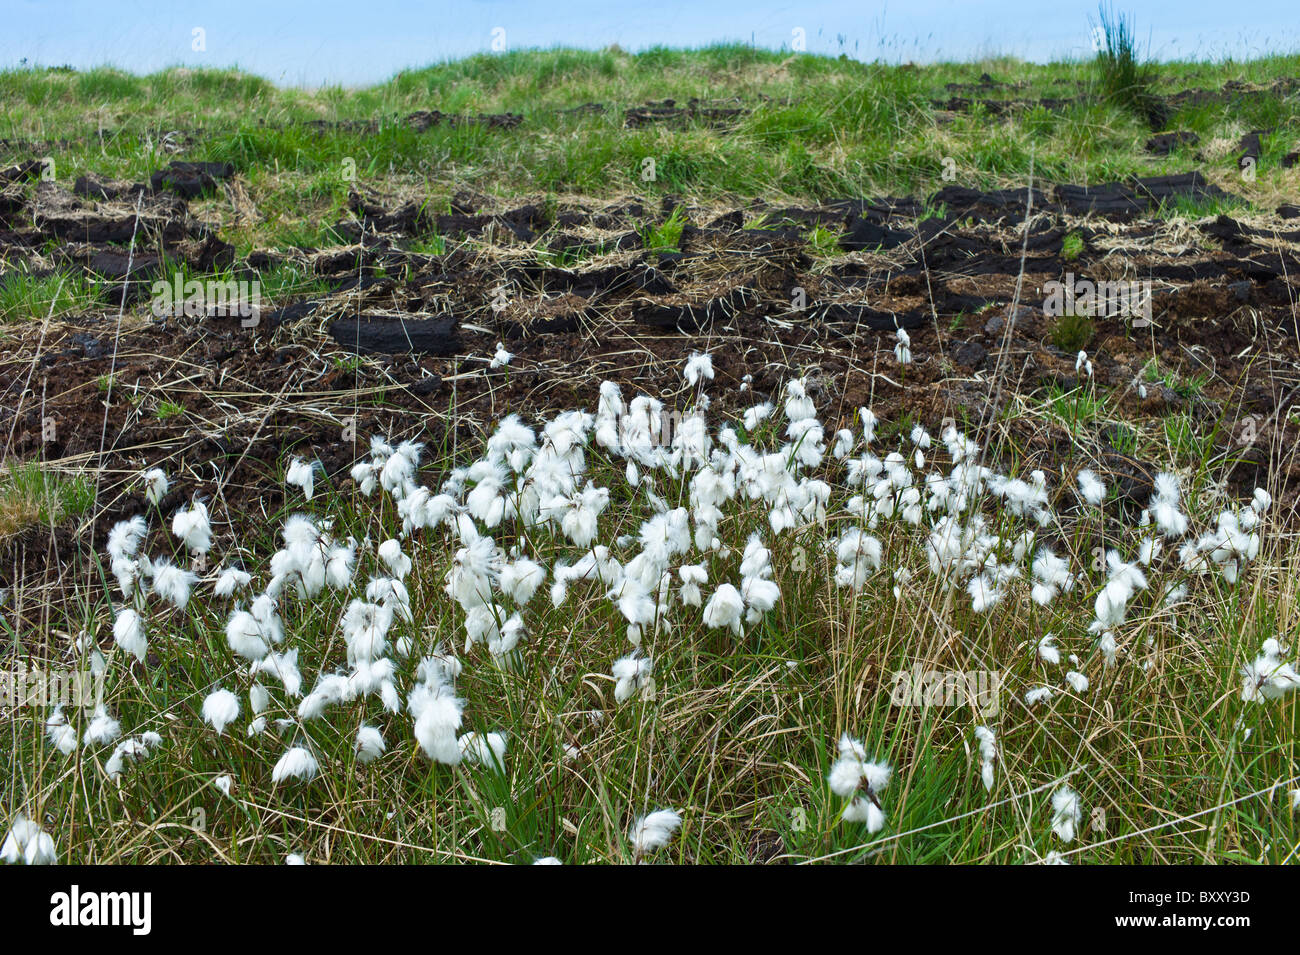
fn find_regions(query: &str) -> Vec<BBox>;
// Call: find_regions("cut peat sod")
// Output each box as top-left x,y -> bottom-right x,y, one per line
2,163 -> 1300,594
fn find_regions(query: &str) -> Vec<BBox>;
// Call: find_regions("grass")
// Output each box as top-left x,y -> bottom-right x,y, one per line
1050,312 -> 1096,353
1144,359 -> 1212,399
0,271 -> 103,323
3,375 -> 1297,864
155,400 -> 185,422
0,461 -> 94,537
2,46 -> 1299,258
1092,5 -> 1159,122
1062,231 -> 1084,261
642,207 -> 687,252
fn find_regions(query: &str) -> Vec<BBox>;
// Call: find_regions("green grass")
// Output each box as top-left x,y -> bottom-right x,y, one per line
155,400 -> 185,422
1092,5 -> 1159,121
4,392 -> 1297,864
642,207 -> 687,252
1143,358 -> 1212,399
1062,231 -> 1084,261
1050,312 -> 1096,353
1044,380 -> 1106,434
2,46 -> 1298,256
0,461 -> 94,536
0,271 -> 103,323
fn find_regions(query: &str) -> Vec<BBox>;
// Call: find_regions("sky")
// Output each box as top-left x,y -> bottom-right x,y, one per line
3,0 -> 1298,88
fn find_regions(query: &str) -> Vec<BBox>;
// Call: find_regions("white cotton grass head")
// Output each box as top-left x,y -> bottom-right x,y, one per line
83,704 -> 121,746
213,565 -> 252,598
152,560 -> 198,609
45,708 -> 78,755
355,725 -> 387,764
226,609 -> 269,662
684,351 -> 714,387
142,467 -> 169,506
490,341 -> 514,368
411,680 -> 464,765
1,814 -> 57,865
1025,685 -> 1054,706
1037,633 -> 1060,666
104,733 -> 162,781
113,607 -> 148,663
702,583 -> 745,636
1240,638 -> 1300,703
171,498 -> 212,554
1050,784 -> 1081,842
974,726 -> 997,791
106,515 -> 148,563
285,457 -> 316,499
828,733 -> 892,832
458,731 -> 508,771
272,745 -> 319,784
612,652 -> 654,703
500,556 -> 546,606
1076,469 -> 1106,506
893,328 -> 912,365
377,539 -> 412,579
201,688 -> 240,735
629,809 -> 682,858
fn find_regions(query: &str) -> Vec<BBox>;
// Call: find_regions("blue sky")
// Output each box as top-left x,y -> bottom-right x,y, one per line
4,0 -> 1297,88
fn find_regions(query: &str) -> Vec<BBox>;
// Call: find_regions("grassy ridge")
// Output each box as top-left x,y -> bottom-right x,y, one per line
2,46 -> 1298,255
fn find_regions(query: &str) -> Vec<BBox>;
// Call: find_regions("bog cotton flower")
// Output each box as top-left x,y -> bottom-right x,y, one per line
1050,785 -> 1081,842
1,814 -> 56,865
142,468 -> 169,506
1037,633 -> 1060,666
113,607 -> 147,663
678,564 -> 707,606
828,734 -> 891,832
629,809 -> 682,857
201,688 -> 240,735
702,583 -> 745,636
83,705 -> 121,746
1241,639 -> 1300,702
458,731 -> 508,771
105,733 -> 162,781
1077,469 -> 1105,506
286,458 -> 316,499
171,498 -> 212,554
272,745 -> 319,784
893,328 -> 912,365
152,560 -> 198,609
410,679 -> 464,765
355,725 -> 387,764
974,726 -> 996,791
612,652 -> 653,703
214,565 -> 252,598
684,352 -> 714,386
45,709 -> 78,755
377,539 -> 411,579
